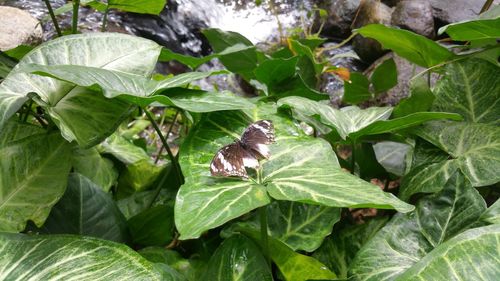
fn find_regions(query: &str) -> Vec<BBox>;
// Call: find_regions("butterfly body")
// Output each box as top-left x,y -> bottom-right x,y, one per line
210,120 -> 275,178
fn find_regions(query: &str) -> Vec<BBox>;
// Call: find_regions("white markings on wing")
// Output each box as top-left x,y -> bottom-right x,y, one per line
243,156 -> 259,169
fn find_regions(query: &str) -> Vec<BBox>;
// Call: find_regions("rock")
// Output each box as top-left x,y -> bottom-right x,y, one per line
351,0 -> 393,63
0,6 -> 42,51
362,52 -> 438,106
392,0 -> 434,38
318,0 -> 362,38
381,0 -> 403,7
429,0 -> 500,24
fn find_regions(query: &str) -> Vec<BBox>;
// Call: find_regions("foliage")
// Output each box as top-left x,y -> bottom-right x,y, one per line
0,3 -> 498,280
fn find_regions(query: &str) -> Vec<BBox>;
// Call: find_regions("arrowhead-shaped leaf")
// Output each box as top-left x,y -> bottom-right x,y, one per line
416,121 -> 500,187
431,58 -> 500,125
175,103 -> 413,239
0,121 -> 72,232
0,233 -> 175,280
0,33 -> 162,147
39,173 -> 129,243
349,172 -> 487,281
72,147 -> 118,192
205,234 -> 273,281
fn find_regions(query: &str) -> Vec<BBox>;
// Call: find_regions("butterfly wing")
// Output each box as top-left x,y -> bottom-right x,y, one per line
210,142 -> 259,178
240,120 -> 275,159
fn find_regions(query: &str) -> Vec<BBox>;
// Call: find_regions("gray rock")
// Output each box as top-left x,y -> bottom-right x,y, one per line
319,0 -> 362,38
382,0 -> 403,7
392,0 -> 434,38
0,6 -> 42,51
352,0 -> 393,63
429,0 -> 500,24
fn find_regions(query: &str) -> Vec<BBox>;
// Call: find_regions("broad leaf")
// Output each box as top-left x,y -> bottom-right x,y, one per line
313,217 -> 388,279
0,33 -> 162,147
72,147 -> 118,192
175,103 -> 413,239
205,234 -> 273,281
349,172 -> 487,281
117,188 -> 176,220
139,247 -> 199,281
22,64 -> 254,113
267,201 -> 341,252
278,96 -> 461,141
417,121 -> 500,187
108,0 -> 166,14
202,28 -> 257,80
356,24 -> 455,68
0,233 -> 174,280
40,173 -> 129,243
240,228 -> 337,281
159,44 -> 254,70
128,204 -> 175,246
0,121 -> 72,232
399,160 -> 460,201
438,17 -> 500,41
396,224 -> 500,281
254,57 -> 298,87
101,133 -> 151,164
432,58 -> 500,125
371,58 -> 397,93
480,199 -> 500,225
393,77 -> 435,118
343,73 -> 371,104
373,141 -> 411,176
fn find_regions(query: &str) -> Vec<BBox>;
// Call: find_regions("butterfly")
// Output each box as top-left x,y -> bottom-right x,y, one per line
210,120 -> 275,178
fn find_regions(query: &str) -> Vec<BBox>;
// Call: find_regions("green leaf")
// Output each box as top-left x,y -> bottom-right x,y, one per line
3,45 -> 33,60
438,17 -> 500,41
431,58 -> 500,125
373,141 -> 411,176
205,234 -> 273,281
254,57 -> 299,87
267,201 -> 341,252
159,44 -> 254,70
108,0 -> 166,14
22,64 -> 254,113
128,204 -> 175,246
399,160 -> 460,201
101,133 -> 151,164
175,103 -> 413,239
0,121 -> 72,232
139,247 -> 198,281
202,28 -> 257,80
72,147 -> 118,192
343,72 -> 372,104
240,228 -> 337,281
313,217 -> 388,279
396,224 -> 500,281
356,24 -> 455,68
410,138 -> 450,168
417,121 -> 500,187
0,233 -> 173,280
40,173 -> 129,243
278,96 -> 461,141
117,188 -> 176,220
118,159 -> 167,194
0,33 -> 162,147
393,77 -> 435,118
371,58 -> 397,93
349,172 -> 487,281
480,198 -> 500,224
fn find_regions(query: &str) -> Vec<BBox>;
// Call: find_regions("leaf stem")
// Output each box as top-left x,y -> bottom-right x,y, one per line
350,140 -> 356,174
155,110 -> 180,164
43,0 -> 62,37
317,32 -> 358,55
72,0 -> 80,34
101,6 -> 109,32
146,166 -> 170,209
259,205 -> 270,266
144,108 -> 183,185
22,100 -> 33,122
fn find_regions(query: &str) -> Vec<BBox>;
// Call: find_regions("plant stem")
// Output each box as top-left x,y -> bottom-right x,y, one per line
146,165 -> 171,209
101,7 -> 109,32
350,141 -> 356,174
72,0 -> 80,34
155,110 -> 180,164
22,100 -> 33,122
259,205 -> 270,266
144,108 -> 183,185
43,0 -> 62,37
317,32 -> 357,55
480,0 -> 494,13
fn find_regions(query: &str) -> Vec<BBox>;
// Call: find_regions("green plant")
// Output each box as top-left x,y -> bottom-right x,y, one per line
0,3 -> 498,280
